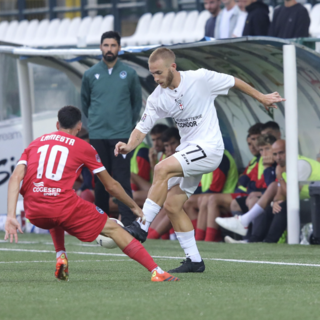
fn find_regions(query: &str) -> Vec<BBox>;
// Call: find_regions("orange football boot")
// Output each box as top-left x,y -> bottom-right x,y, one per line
55,253 -> 69,281
151,270 -> 179,282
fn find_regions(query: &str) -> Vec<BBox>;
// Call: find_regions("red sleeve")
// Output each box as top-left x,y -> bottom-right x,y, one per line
82,142 -> 105,174
209,167 -> 227,193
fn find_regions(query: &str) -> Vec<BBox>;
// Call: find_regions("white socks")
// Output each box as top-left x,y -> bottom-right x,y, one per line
175,230 -> 202,262
56,250 -> 67,259
138,198 -> 161,232
151,266 -> 164,274
240,204 -> 265,227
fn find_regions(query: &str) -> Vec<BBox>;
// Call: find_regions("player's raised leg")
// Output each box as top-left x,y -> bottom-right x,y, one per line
124,156 -> 183,242
101,218 -> 179,282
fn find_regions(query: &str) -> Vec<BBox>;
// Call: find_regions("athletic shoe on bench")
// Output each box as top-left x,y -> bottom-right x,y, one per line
168,258 -> 205,273
224,235 -> 248,244
215,216 -> 248,236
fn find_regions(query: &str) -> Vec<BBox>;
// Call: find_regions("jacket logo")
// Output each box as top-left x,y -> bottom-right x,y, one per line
95,74 -> 100,79
120,71 -> 127,79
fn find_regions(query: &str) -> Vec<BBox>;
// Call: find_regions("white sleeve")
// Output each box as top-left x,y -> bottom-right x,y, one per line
136,97 -> 162,134
297,160 -> 312,181
203,69 -> 235,96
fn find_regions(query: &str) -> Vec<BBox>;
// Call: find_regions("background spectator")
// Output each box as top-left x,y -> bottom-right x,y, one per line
81,31 -> 142,226
149,124 -> 168,175
130,142 -> 152,207
215,0 -> 240,39
75,128 -> 95,204
268,0 -> 310,38
242,0 -> 270,36
232,0 -> 249,37
204,0 -> 221,37
148,127 -> 181,240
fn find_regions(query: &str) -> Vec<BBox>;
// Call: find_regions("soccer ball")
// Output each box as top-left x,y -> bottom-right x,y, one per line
95,218 -> 124,249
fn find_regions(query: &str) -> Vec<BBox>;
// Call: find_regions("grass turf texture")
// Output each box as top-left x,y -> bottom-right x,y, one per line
1,233 -> 320,320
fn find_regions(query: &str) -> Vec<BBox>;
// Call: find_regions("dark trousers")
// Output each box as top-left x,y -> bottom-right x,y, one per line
264,201 -> 287,243
247,202 -> 287,243
90,138 -> 135,226
248,206 -> 274,242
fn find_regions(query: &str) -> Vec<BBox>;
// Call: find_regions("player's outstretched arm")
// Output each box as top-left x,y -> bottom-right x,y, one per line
5,164 -> 25,243
234,78 -> 285,111
96,170 -> 146,222
114,129 -> 146,157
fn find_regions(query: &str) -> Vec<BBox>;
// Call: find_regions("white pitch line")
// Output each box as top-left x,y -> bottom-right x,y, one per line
0,240 -> 100,247
0,259 -> 132,264
1,248 -> 320,268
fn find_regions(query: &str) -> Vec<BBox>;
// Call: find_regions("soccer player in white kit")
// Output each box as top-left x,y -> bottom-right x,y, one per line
115,48 -> 285,273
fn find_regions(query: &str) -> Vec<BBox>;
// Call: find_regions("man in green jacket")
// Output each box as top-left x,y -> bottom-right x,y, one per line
81,31 -> 142,226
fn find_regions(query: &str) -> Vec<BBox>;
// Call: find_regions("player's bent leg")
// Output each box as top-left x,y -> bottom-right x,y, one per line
148,156 -> 184,206
50,226 -> 69,281
164,186 -> 205,273
100,219 -> 179,281
29,218 -> 69,281
183,194 -> 200,230
124,158 -> 185,242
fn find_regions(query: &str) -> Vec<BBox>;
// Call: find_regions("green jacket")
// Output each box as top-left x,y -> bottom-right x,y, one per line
81,59 -> 142,139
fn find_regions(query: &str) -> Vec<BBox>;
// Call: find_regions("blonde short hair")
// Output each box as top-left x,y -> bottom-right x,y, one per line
149,48 -> 176,65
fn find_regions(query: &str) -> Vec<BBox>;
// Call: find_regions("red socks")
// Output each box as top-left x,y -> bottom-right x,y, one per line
123,239 -> 157,272
204,227 -> 222,242
195,228 -> 206,241
147,228 -> 160,239
49,226 -> 65,252
161,232 -> 169,240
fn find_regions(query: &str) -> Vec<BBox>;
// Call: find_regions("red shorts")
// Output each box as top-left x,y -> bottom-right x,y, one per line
231,192 -> 248,200
27,196 -> 108,242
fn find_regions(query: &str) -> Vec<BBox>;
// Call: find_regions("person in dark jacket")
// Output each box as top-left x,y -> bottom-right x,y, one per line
81,31 -> 142,226
204,0 -> 221,37
242,0 -> 270,36
268,0 -> 310,38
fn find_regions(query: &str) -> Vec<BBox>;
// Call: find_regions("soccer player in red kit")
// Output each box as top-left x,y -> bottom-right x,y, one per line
5,106 -> 178,282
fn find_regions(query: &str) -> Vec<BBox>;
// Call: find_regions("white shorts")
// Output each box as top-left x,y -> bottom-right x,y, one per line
168,144 -> 224,198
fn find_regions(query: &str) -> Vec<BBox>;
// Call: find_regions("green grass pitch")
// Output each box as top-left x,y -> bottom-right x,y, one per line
1,232 -> 320,320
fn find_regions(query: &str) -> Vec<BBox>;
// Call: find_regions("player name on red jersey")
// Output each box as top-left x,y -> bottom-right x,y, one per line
40,134 -> 75,146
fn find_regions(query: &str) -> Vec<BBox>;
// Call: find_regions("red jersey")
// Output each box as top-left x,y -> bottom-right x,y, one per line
18,131 -> 105,219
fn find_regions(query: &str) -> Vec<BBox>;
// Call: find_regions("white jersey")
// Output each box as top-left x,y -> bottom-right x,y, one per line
136,69 -> 235,151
